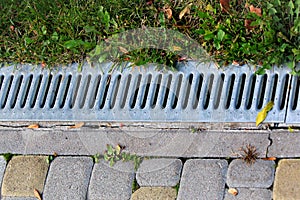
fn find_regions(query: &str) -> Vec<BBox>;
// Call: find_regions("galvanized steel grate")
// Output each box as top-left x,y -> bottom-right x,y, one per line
0,62 -> 296,122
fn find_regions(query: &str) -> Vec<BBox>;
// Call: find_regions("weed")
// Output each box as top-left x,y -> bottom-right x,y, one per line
104,144 -> 142,171
2,153 -> 13,162
91,153 -> 101,163
237,144 -> 260,165
131,178 -> 140,193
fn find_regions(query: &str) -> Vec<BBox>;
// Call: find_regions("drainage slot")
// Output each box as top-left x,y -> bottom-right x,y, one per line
150,74 -> 162,108
0,75 -> 4,91
49,75 -> 62,108
291,77 -> 300,110
270,74 -> 278,102
10,75 -> 23,108
89,75 -> 101,109
257,74 -> 268,109
225,74 -> 235,109
40,75 -> 53,108
120,74 -> 131,109
280,74 -> 290,110
1,75 -> 14,109
246,75 -> 256,109
162,74 -> 172,109
203,74 -> 214,109
182,74 -> 193,109
235,74 -> 246,109
20,75 -> 33,108
171,74 -> 182,109
30,75 -> 42,108
69,75 -> 82,109
130,74 -> 142,109
141,74 -> 152,109
214,73 -> 225,109
192,73 -> 203,109
59,75 -> 72,108
110,75 -> 121,109
79,74 -> 91,109
99,75 -> 111,109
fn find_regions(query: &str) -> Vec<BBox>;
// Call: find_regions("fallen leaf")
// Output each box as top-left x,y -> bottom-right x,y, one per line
220,0 -> 230,12
69,122 -> 84,129
232,60 -> 239,66
262,157 -> 276,161
34,188 -> 42,200
53,152 -> 58,157
118,46 -> 128,54
245,19 -> 254,30
288,126 -> 294,132
256,101 -> 274,126
228,188 -> 238,196
173,46 -> 182,51
164,7 -> 172,19
249,5 -> 262,16
28,124 -> 39,129
179,3 -> 192,19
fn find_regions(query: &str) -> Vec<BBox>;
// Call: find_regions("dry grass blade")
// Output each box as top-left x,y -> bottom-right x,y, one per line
34,188 -> 42,200
240,144 -> 259,165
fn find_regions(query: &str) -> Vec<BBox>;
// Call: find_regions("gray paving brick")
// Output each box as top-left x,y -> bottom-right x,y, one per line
0,156 -> 6,199
0,131 -> 26,154
227,159 -> 275,188
43,156 -> 93,200
88,160 -> 135,200
136,158 -> 182,187
268,131 -> 300,157
1,197 -> 37,200
177,159 -> 228,200
224,188 -> 272,200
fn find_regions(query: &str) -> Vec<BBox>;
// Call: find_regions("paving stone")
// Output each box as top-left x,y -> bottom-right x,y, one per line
43,156 -> 93,200
131,187 -> 177,200
0,156 -> 6,199
224,188 -> 272,200
273,159 -> 300,200
1,156 -> 49,197
0,131 -> 26,154
136,158 -> 182,187
1,197 -> 37,200
268,131 -> 300,157
177,159 -> 228,200
88,160 -> 135,200
227,159 -> 275,188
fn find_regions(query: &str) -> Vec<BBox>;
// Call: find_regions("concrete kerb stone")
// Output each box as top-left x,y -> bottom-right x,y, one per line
177,159 -> 228,200
224,188 -> 272,200
268,131 -> 300,157
1,156 -> 49,197
136,158 -> 182,187
88,160 -> 135,200
43,156 -> 93,200
273,159 -> 300,200
226,159 -> 275,188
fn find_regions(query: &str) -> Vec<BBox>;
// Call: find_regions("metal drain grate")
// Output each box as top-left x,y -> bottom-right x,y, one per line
0,62 -> 294,122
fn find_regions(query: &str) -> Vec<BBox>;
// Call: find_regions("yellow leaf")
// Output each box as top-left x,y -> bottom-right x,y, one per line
288,126 -> 294,132
256,101 -> 274,126
173,46 -> 182,51
206,4 -> 214,12
228,188 -> 238,196
28,124 -> 39,129
69,122 -> 85,129
34,188 -> 42,200
179,3 -> 192,19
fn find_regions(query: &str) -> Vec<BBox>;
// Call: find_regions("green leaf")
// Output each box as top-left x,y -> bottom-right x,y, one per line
109,158 -> 115,167
98,53 -> 108,63
51,32 -> 59,41
217,30 -> 225,41
41,25 -> 47,35
106,144 -> 114,155
24,37 -> 34,45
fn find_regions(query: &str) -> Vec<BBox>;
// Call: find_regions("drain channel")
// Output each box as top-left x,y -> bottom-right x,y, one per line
0,62 -> 296,122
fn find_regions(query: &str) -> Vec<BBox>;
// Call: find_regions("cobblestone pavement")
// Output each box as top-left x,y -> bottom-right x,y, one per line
0,122 -> 299,200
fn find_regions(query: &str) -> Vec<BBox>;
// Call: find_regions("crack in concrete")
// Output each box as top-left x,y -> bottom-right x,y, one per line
265,132 -> 273,157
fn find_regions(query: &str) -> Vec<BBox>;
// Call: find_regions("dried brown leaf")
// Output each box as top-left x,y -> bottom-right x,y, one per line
164,8 -> 172,19
244,19 -> 254,30
28,124 -> 39,129
262,157 -> 276,161
179,3 -> 192,19
228,188 -> 238,196
34,188 -> 42,200
220,0 -> 230,12
249,5 -> 262,17
69,122 -> 84,129
118,46 -> 129,54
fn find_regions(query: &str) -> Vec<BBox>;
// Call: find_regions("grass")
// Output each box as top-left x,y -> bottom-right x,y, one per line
0,0 -> 300,74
